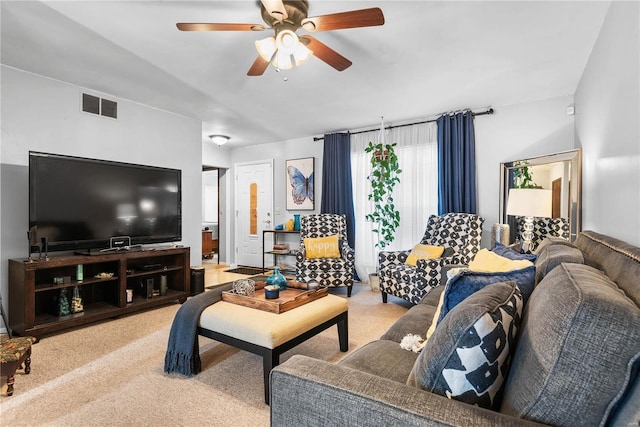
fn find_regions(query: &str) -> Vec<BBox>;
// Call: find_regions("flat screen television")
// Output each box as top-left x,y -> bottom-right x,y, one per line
29,151 -> 182,253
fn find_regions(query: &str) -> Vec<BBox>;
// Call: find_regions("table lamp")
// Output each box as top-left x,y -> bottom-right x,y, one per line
507,188 -> 552,253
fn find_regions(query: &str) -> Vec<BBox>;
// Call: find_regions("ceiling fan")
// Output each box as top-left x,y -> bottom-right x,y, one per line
177,0 -> 385,76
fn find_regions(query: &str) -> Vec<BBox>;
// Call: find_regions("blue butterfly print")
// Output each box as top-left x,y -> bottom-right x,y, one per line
287,166 -> 314,205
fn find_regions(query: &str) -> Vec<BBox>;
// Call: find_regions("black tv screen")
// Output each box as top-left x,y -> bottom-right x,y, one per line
29,152 -> 182,252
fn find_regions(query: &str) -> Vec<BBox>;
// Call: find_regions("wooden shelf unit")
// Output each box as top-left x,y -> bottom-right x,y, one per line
8,247 -> 190,338
262,230 -> 299,275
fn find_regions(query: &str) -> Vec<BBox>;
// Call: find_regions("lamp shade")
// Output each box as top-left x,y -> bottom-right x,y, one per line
292,42 -> 312,66
255,37 -> 277,61
507,188 -> 552,218
272,49 -> 293,69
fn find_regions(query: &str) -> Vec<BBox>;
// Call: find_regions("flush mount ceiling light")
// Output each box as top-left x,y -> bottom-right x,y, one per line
209,135 -> 230,146
177,0 -> 384,76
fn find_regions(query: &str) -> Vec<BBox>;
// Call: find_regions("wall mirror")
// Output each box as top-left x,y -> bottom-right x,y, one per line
499,149 -> 582,244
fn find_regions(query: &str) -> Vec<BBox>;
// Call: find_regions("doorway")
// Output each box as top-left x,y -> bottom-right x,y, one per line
235,160 -> 274,267
202,167 -> 219,263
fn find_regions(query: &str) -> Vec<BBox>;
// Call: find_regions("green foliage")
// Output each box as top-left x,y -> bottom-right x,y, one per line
365,141 -> 402,249
513,160 -> 537,188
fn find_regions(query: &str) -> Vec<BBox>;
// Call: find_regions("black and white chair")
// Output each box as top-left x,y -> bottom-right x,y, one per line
295,214 -> 355,297
378,213 -> 484,304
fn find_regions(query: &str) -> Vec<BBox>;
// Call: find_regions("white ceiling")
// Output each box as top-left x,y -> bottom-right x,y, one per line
1,1 -> 610,148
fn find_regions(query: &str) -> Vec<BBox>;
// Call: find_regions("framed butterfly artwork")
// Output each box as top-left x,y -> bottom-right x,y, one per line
286,157 -> 314,210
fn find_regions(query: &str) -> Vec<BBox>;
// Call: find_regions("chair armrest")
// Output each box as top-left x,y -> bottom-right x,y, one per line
414,252 -> 468,272
341,242 -> 355,262
378,250 -> 411,269
295,243 -> 306,263
271,355 -> 545,427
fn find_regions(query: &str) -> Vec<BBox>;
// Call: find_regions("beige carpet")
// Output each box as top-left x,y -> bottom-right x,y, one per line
0,284 -> 409,426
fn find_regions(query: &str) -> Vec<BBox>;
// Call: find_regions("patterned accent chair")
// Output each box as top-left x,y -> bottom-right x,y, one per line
295,214 -> 355,297
515,216 -> 570,252
378,213 -> 484,304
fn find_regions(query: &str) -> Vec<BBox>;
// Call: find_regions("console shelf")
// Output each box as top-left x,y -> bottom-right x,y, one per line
8,247 -> 190,338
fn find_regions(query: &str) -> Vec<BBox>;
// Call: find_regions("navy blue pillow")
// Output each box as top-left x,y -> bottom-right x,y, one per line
492,242 -> 538,262
437,265 -> 536,325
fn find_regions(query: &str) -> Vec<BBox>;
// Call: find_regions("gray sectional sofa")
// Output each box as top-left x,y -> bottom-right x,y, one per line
270,231 -> 640,426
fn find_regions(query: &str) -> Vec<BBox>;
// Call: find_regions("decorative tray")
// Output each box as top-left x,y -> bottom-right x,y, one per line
221,282 -> 328,314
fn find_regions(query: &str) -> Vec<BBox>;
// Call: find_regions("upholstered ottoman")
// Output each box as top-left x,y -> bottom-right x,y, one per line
198,294 -> 348,403
1,336 -> 36,396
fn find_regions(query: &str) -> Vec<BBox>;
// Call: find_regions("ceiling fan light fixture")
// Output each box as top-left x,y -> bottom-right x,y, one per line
276,29 -> 299,54
255,36 -> 277,61
208,134 -> 230,146
272,50 -> 293,70
292,41 -> 313,66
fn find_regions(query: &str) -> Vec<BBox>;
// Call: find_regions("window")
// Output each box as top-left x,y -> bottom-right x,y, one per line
350,122 -> 438,278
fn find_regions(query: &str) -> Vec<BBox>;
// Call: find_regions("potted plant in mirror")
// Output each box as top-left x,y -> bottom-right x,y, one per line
365,140 -> 402,290
513,160 -> 537,188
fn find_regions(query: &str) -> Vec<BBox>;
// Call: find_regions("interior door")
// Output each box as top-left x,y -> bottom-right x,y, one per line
235,161 -> 273,267
552,178 -> 561,219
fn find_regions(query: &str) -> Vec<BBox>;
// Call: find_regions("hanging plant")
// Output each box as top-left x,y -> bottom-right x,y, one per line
365,140 -> 402,249
513,160 -> 537,188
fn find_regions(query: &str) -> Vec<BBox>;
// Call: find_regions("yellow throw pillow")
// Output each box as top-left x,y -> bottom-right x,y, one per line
425,289 -> 446,343
405,244 -> 446,267
304,235 -> 341,259
469,249 -> 533,272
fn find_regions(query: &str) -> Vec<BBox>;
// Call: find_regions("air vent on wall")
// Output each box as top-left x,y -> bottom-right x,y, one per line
101,98 -> 117,118
81,93 -> 117,119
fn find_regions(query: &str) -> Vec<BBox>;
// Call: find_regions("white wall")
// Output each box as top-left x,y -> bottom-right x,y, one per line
1,66 -> 203,320
202,170 -> 219,224
574,1 -> 640,246
475,95 -> 576,247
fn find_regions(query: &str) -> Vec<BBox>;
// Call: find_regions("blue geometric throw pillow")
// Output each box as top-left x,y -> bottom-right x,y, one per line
437,265 -> 535,325
407,281 -> 523,409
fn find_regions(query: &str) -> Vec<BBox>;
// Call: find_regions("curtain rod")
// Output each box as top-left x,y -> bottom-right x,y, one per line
313,107 -> 494,141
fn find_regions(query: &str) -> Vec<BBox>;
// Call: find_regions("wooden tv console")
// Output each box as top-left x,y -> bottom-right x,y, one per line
8,247 -> 190,338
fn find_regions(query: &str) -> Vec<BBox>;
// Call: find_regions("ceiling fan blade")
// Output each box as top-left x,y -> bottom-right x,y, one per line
247,55 -> 270,76
176,23 -> 265,32
300,36 -> 352,71
261,0 -> 288,21
301,8 -> 384,32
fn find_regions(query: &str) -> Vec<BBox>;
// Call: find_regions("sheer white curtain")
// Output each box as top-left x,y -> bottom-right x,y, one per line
351,122 -> 438,281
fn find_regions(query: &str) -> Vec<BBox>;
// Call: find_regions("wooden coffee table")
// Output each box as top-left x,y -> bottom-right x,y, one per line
197,291 -> 348,404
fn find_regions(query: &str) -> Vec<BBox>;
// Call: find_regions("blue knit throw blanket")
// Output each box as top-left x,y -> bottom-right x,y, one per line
164,282 -> 233,376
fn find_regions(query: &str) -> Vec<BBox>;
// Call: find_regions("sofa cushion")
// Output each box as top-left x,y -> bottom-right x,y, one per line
534,242 -> 584,284
437,266 -> 535,324
407,281 -> 523,410
381,303 -> 438,343
576,230 -> 640,306
500,263 -> 640,427
419,284 -> 444,307
533,236 -> 576,254
338,340 -> 419,384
